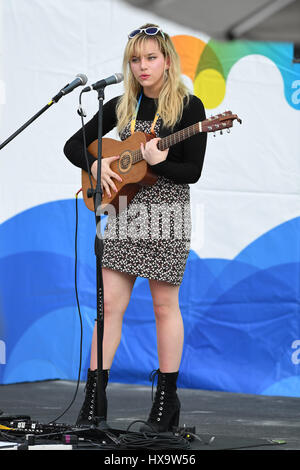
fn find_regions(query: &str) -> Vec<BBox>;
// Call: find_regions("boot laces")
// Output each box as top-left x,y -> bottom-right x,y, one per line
149,369 -> 161,401
148,369 -> 169,422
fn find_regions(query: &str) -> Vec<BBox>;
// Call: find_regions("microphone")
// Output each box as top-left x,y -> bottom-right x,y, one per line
61,73 -> 88,96
82,73 -> 124,92
52,74 -> 88,102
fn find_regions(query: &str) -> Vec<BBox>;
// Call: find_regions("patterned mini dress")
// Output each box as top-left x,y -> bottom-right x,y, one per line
101,118 -> 191,285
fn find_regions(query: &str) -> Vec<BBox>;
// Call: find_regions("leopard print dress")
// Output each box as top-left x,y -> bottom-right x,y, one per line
101,118 -> 191,285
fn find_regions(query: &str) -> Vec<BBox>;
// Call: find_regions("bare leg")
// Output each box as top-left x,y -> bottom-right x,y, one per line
149,279 -> 183,372
90,267 -> 136,370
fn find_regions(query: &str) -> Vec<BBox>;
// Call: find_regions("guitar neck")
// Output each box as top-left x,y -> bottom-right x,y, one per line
130,111 -> 241,164
132,121 -> 201,164
158,122 -> 201,151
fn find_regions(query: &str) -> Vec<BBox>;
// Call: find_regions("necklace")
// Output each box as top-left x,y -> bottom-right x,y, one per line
130,92 -> 160,136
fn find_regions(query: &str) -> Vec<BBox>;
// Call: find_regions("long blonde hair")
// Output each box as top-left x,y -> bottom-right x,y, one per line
116,23 -> 190,133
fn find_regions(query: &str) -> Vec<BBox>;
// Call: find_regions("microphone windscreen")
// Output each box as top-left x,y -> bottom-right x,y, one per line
76,73 -> 88,85
115,73 -> 124,84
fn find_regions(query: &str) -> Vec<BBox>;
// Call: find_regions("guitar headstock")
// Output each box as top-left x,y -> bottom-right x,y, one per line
202,111 -> 242,135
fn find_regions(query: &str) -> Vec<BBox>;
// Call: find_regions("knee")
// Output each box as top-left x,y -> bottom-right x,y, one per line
103,291 -> 123,318
103,295 -> 113,316
153,302 -> 176,321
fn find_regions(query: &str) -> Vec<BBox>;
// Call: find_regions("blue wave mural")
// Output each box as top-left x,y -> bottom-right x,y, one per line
0,200 -> 300,397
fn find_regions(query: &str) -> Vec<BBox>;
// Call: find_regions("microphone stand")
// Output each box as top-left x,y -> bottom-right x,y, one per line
87,86 -> 107,428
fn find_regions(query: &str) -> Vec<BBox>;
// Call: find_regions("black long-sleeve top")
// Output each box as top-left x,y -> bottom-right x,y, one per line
64,93 -> 207,185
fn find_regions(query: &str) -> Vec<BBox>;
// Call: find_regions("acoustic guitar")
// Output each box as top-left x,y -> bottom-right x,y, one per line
82,111 -> 242,213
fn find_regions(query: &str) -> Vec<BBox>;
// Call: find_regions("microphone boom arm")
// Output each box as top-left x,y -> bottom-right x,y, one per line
0,100 -> 55,151
0,74 -> 87,151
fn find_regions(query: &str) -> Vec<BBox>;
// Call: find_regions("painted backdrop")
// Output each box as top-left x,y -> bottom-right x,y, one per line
1,0 -> 300,397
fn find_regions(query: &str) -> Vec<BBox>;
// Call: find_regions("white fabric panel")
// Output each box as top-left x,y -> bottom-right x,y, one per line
0,0 -> 204,223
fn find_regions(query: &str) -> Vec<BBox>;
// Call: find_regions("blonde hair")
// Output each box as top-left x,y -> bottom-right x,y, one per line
116,23 -> 190,133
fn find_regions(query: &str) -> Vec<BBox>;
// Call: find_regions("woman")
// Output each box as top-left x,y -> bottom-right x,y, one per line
64,23 -> 207,433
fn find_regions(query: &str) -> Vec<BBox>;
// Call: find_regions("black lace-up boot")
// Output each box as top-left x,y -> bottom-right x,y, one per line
140,369 -> 180,433
76,368 -> 109,428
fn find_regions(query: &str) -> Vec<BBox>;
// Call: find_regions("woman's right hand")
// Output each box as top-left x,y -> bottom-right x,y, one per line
91,156 -> 122,198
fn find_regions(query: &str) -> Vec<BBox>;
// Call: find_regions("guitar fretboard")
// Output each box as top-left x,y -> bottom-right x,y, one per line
132,122 -> 201,164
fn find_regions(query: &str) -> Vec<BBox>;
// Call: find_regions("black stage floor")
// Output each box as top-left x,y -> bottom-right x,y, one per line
1,380 -> 300,453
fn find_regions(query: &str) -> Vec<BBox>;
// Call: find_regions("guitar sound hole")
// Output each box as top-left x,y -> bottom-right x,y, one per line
120,153 -> 131,171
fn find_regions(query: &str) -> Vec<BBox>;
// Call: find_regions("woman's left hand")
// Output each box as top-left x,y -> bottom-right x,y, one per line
141,138 -> 169,166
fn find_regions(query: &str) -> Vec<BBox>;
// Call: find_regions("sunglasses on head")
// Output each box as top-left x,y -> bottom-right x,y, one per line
128,27 -> 165,40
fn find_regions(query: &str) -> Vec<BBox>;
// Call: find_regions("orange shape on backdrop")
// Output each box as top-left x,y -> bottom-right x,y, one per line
172,35 -> 206,81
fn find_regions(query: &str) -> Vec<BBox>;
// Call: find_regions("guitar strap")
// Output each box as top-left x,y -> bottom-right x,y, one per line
131,92 -> 160,136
